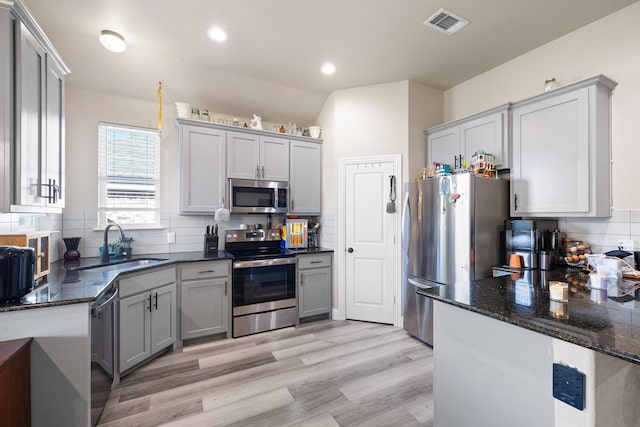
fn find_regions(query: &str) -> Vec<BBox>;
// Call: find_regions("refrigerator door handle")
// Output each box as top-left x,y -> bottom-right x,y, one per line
401,190 -> 410,257
408,277 -> 434,290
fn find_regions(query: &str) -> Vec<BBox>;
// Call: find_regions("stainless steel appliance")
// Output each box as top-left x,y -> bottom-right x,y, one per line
90,286 -> 117,425
505,219 -> 558,269
228,179 -> 288,214
0,246 -> 35,303
402,174 -> 508,345
225,228 -> 297,337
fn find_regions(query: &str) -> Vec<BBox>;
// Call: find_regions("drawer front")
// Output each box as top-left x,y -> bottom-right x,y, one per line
181,260 -> 230,281
298,253 -> 332,269
118,267 -> 176,298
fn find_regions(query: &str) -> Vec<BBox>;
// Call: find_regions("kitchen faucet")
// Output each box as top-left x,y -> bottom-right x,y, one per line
102,222 -> 127,263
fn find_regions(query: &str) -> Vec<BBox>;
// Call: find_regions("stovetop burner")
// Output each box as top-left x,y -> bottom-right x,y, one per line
225,228 -> 294,260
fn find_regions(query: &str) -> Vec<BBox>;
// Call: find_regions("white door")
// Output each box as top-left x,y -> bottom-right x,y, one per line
344,160 -> 397,324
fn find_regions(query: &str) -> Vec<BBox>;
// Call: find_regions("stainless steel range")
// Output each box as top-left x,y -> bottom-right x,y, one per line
225,228 -> 297,337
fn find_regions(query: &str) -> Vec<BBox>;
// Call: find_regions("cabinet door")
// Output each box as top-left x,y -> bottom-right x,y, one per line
16,22 -> 46,207
181,278 -> 228,340
179,125 -> 226,213
44,55 -> 65,207
299,267 -> 332,318
150,283 -> 177,355
459,109 -> 508,168
261,136 -> 289,181
427,126 -> 459,167
226,131 -> 260,179
119,292 -> 151,373
289,141 -> 321,214
511,88 -> 589,215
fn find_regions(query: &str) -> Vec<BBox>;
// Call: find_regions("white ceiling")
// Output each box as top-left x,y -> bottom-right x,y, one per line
21,0 -> 638,126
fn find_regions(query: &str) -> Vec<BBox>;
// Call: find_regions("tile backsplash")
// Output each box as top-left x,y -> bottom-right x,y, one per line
0,212 -> 63,260
61,210 -> 333,260
558,209 -> 640,254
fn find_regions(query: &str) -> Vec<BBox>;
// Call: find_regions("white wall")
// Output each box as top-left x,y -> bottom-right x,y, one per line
316,80 -> 443,311
443,1 -> 640,210
65,87 -> 180,211
318,80 -> 443,213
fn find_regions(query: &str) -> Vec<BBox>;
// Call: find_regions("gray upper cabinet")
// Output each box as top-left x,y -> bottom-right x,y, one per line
427,104 -> 510,170
0,2 -> 69,212
510,75 -> 616,217
177,122 -> 226,214
226,131 -> 289,181
15,20 -> 45,208
289,140 -> 321,215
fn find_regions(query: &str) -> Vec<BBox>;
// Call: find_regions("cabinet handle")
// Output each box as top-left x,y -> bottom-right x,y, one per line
256,165 -> 260,179
148,294 -> 152,312
154,293 -> 158,310
261,166 -> 265,179
301,276 -> 304,286
198,270 -> 215,274
310,260 -> 322,264
291,199 -> 295,211
514,194 -> 519,211
224,280 -> 227,295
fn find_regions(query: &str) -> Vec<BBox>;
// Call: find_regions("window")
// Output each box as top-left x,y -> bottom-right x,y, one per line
98,122 -> 161,228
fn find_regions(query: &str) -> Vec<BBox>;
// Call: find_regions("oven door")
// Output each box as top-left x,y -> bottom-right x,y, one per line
232,257 -> 297,337
232,257 -> 296,311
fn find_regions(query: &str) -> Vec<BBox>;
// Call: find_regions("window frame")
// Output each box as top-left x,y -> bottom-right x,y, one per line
97,122 -> 162,229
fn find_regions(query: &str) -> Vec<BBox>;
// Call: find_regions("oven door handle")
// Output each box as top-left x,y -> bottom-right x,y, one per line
233,257 -> 297,269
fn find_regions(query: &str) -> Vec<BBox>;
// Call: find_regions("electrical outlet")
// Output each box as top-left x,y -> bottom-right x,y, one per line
167,232 -> 176,244
618,240 -> 634,251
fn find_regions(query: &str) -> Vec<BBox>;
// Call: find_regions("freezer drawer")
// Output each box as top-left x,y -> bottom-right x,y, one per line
403,277 -> 438,346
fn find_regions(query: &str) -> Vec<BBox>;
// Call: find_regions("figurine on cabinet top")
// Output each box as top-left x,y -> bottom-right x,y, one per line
250,114 -> 263,130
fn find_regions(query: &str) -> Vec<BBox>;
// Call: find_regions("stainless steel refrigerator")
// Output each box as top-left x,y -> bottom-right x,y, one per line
402,174 -> 508,345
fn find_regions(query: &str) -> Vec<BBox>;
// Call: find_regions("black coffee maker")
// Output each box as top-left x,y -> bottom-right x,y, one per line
0,246 -> 35,303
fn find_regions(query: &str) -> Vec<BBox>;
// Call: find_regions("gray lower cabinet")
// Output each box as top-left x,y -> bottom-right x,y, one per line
298,253 -> 332,319
118,267 -> 177,374
180,260 -> 230,340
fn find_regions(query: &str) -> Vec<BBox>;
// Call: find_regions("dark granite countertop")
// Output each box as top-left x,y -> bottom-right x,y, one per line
0,247 -> 334,313
0,251 -> 233,313
417,268 -> 640,365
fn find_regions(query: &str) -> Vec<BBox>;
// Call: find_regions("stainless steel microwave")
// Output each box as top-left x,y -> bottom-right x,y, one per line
228,179 -> 288,214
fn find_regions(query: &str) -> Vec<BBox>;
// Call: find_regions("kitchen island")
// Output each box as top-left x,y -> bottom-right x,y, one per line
417,268 -> 640,427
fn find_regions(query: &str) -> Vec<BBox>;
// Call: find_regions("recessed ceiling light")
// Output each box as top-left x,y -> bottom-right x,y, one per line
99,30 -> 126,53
321,63 -> 336,75
207,27 -> 228,42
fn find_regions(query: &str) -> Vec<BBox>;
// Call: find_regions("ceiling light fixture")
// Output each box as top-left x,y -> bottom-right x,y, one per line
99,30 -> 126,53
207,27 -> 228,42
321,63 -> 336,75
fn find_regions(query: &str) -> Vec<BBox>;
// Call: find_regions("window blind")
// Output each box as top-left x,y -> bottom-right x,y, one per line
98,123 -> 160,226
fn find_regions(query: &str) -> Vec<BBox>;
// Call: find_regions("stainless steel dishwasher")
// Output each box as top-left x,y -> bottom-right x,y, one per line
90,286 -> 118,426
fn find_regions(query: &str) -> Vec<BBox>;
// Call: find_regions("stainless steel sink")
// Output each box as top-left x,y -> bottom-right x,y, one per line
73,257 -> 167,272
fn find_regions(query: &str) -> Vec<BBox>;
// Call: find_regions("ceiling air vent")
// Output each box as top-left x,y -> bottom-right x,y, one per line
424,8 -> 469,35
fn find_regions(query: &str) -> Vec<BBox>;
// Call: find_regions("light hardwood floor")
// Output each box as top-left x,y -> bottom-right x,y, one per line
98,319 -> 434,426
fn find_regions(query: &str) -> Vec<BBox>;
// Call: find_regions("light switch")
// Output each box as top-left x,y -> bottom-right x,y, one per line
167,232 -> 176,243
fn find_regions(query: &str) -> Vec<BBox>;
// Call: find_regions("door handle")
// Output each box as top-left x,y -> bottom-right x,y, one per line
347,247 -> 354,253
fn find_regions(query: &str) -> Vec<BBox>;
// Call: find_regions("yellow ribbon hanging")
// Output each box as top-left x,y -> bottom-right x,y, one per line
157,82 -> 163,133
